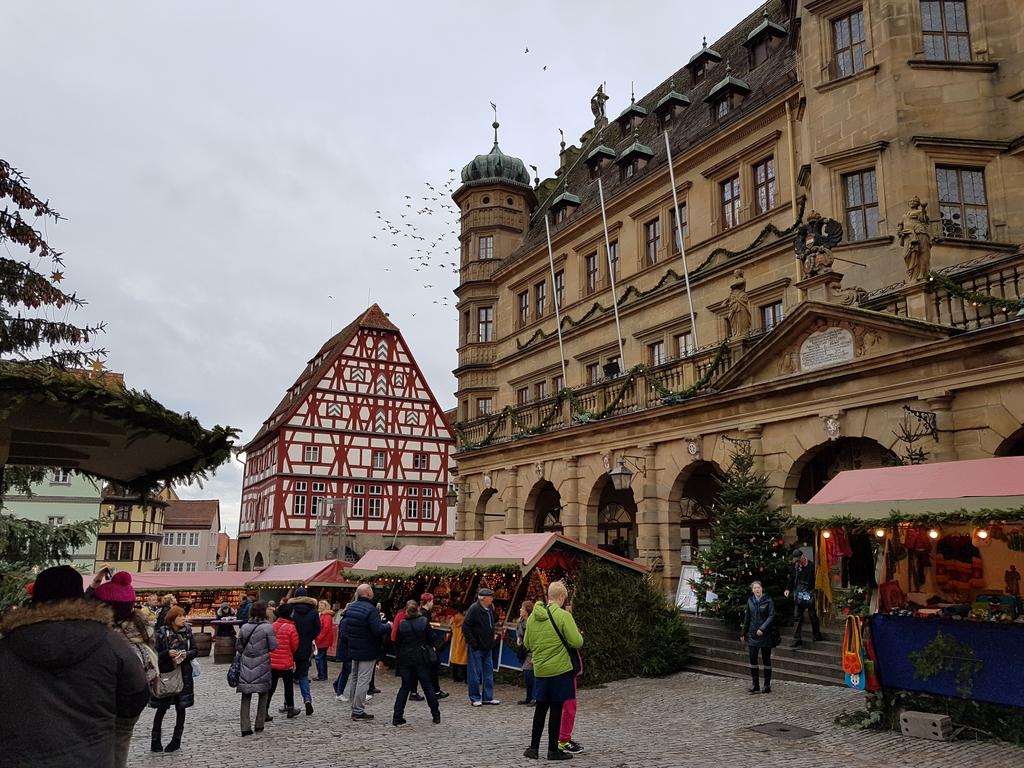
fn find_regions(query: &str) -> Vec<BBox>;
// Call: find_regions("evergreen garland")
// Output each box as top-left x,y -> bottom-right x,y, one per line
346,564 -> 523,582
690,446 -> 793,629
792,506 -> 1024,534
927,270 -> 1024,317
455,340 -> 730,450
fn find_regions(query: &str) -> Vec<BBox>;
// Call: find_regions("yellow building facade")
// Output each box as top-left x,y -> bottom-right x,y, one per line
450,0 -> 1024,593
94,485 -> 177,573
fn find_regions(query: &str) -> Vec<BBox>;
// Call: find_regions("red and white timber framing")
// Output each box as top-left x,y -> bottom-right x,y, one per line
239,306 -> 455,539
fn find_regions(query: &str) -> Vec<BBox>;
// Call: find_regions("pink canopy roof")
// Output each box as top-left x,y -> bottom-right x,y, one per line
247,559 -> 351,586
807,456 -> 1024,504
349,533 -> 647,575
85,571 -> 257,592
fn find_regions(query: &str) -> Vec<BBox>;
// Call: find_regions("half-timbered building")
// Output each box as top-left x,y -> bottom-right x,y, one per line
238,305 -> 455,568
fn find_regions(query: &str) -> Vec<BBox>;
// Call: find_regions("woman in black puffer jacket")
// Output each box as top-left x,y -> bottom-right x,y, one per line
150,606 -> 197,752
740,580 -> 777,695
391,600 -> 441,726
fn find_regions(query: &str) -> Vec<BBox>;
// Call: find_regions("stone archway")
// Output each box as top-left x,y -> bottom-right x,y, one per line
589,475 -> 634,561
241,551 -> 251,571
253,552 -> 265,569
995,427 -> 1024,456
789,437 -> 899,504
670,461 -> 723,565
525,480 -> 562,533
476,488 -> 504,538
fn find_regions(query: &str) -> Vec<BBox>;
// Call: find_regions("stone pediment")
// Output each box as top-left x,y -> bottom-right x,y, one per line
715,301 -> 957,390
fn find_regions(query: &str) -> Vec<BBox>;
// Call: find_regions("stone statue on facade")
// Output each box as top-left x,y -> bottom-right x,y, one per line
897,196 -> 932,283
590,83 -> 609,126
795,211 -> 844,279
724,269 -> 752,337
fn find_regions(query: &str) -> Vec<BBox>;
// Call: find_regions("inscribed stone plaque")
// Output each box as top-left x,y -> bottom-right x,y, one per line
799,327 -> 854,371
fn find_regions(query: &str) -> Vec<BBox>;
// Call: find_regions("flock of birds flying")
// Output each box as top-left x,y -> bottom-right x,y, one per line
363,42 -> 551,321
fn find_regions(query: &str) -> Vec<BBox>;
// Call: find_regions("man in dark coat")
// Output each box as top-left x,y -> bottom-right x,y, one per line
339,583 -> 391,720
236,594 -> 254,625
783,550 -> 825,646
462,587 -> 501,706
0,565 -> 150,768
289,587 -> 321,715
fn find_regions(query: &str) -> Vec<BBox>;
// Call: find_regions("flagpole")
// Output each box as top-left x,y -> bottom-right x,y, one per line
664,131 -> 699,351
597,177 -> 626,370
543,214 -> 569,388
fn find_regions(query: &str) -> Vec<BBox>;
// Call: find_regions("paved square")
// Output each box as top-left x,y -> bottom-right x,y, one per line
129,662 -> 1021,767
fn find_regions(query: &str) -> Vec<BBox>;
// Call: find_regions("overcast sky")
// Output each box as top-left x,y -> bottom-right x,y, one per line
7,1 -> 763,536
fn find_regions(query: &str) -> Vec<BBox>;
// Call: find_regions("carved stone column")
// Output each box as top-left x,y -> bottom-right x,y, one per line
455,477 -> 474,541
505,465 -> 524,534
561,456 -> 583,541
636,444 -> 671,591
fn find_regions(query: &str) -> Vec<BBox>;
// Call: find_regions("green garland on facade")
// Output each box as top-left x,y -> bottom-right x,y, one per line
927,270 -> 1024,316
455,340 -> 731,450
793,506 -> 1024,534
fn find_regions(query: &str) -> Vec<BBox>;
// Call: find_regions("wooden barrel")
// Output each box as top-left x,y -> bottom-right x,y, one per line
213,636 -> 236,664
192,633 -> 213,658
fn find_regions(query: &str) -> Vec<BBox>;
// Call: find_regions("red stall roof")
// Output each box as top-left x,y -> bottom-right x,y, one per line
248,559 -> 353,586
348,533 -> 648,576
796,456 -> 1024,521
85,571 -> 257,592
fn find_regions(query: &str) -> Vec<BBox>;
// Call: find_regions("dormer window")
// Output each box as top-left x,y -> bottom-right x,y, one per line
703,63 -> 751,122
616,133 -> 655,182
616,98 -> 649,137
655,84 -> 691,129
585,145 -> 616,181
685,36 -> 723,86
743,10 -> 787,69
549,191 -> 581,225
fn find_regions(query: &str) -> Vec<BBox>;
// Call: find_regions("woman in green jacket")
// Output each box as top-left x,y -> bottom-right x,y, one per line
522,581 -> 583,761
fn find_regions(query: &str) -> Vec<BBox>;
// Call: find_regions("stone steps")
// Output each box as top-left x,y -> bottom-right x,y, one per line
682,614 -> 847,688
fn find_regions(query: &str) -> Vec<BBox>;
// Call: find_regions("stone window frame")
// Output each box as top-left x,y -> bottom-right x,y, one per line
841,168 -> 881,242
905,0 -> 995,70
703,132 -> 783,238
911,138 -> 1009,245
476,397 -> 493,417
752,155 -> 779,216
814,141 -> 891,241
805,0 -> 880,91
749,278 -> 791,333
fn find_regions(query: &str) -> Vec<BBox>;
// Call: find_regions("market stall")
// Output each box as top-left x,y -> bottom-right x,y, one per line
794,456 -> 1024,707
247,559 -> 355,603
348,533 -> 649,670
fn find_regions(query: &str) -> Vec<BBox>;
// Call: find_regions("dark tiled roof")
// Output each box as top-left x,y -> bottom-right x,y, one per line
497,0 -> 796,270
246,303 -> 399,448
163,499 -> 220,529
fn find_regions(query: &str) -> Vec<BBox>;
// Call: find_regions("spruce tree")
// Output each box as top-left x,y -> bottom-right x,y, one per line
690,447 -> 792,629
1,159 -> 106,608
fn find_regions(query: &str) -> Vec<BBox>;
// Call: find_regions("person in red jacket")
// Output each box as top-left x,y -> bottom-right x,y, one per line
267,604 -> 300,718
314,600 -> 335,681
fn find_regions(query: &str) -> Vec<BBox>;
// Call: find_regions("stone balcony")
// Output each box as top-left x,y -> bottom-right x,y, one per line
456,342 -> 497,369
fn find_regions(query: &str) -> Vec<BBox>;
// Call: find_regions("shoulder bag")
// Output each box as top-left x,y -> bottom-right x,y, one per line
544,604 -> 581,676
227,623 -> 257,688
151,628 -> 184,698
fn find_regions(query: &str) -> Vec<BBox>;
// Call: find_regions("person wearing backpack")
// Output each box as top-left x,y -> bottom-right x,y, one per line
236,601 -> 278,735
522,581 -> 583,761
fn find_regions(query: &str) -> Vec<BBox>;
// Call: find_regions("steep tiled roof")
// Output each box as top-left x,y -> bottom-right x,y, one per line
246,304 -> 399,448
163,499 -> 220,530
498,0 -> 796,269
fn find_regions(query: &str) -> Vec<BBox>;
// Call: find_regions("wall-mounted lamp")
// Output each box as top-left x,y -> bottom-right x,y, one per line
609,456 -> 647,491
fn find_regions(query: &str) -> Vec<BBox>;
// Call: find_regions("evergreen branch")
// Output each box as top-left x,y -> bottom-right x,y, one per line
927,270 -> 1024,316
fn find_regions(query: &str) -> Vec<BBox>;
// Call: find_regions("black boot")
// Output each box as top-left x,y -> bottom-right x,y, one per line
151,718 -> 163,752
748,666 -> 760,694
762,668 -> 772,694
164,718 -> 184,753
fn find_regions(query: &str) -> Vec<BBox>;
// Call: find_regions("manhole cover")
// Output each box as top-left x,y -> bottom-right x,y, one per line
749,722 -> 820,739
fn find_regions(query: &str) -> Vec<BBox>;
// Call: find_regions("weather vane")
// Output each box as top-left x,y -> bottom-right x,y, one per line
489,101 -> 499,144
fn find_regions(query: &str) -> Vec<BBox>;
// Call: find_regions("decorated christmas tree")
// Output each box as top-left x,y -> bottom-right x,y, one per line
690,446 -> 792,629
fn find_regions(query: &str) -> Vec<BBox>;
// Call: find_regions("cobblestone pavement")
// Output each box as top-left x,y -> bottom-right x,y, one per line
129,662 -> 1020,767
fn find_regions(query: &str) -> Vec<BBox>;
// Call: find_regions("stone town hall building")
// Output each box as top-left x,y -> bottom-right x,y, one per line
449,0 -> 1024,594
